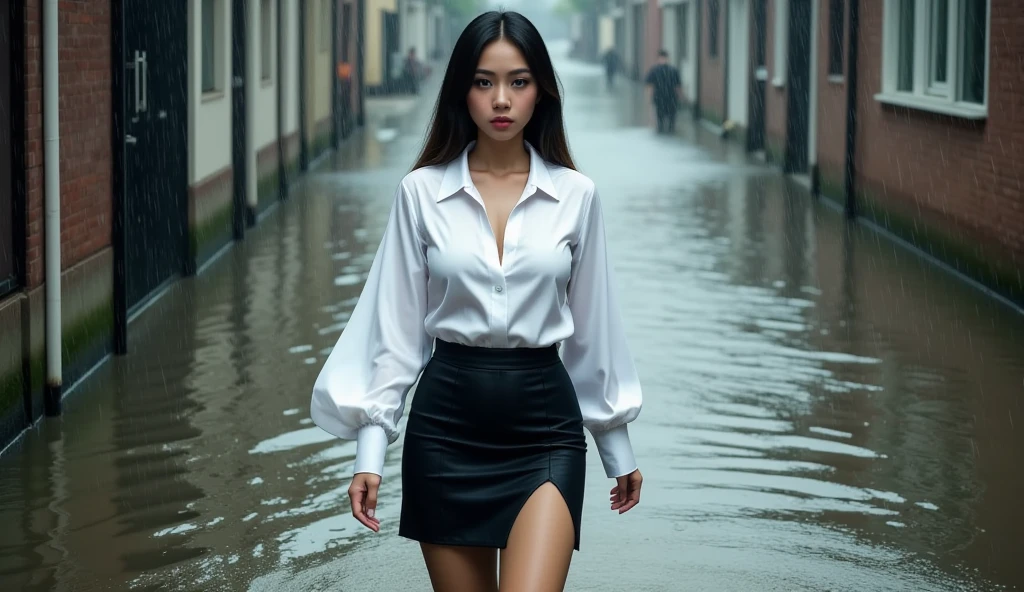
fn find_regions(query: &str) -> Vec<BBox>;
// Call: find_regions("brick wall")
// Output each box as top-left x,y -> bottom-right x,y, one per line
700,0 -> 726,123
815,0 -> 848,195
855,0 -> 1024,287
23,0 -> 113,289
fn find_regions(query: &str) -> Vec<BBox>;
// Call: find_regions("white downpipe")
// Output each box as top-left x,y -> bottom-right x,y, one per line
43,0 -> 63,413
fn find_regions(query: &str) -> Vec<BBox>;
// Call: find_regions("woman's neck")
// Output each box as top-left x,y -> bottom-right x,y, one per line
468,132 -> 530,175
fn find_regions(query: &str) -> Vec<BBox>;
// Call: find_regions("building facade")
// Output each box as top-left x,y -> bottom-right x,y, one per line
362,0 -> 453,94
0,0 -> 367,451
597,0 -> 1022,307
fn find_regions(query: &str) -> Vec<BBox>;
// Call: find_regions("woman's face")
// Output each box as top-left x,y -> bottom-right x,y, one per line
467,39 -> 539,143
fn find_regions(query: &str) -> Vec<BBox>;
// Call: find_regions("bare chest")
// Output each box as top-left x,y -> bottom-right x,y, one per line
470,172 -> 529,264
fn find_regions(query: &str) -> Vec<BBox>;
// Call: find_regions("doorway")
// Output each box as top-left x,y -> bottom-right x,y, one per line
122,0 -> 189,311
338,1 -> 353,138
0,0 -> 16,296
748,0 -> 767,152
631,3 -> 645,79
382,11 -> 399,93
784,0 -> 811,173
726,0 -> 749,128
232,0 -> 251,230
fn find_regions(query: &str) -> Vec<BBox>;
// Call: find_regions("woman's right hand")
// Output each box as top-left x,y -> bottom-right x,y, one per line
348,472 -> 382,532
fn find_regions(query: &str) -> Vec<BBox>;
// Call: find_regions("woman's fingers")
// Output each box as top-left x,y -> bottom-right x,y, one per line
611,478 -> 627,511
611,470 -> 643,514
348,473 -> 382,532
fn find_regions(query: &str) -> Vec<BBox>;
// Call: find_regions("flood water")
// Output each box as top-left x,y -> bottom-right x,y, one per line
1,43 -> 1023,592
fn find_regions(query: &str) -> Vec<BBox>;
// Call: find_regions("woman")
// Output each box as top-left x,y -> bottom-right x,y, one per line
310,10 -> 643,591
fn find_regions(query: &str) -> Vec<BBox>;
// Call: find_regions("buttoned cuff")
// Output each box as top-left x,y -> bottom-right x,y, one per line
591,423 -> 637,478
354,424 -> 389,477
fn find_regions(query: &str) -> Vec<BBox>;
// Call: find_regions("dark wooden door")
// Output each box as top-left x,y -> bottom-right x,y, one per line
232,0 -> 251,230
748,0 -> 767,152
383,11 -> 399,92
123,0 -> 188,310
784,0 -> 812,173
0,1 -> 14,295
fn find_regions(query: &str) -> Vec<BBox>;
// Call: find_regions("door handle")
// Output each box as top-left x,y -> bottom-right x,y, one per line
133,50 -> 142,113
140,51 -> 148,112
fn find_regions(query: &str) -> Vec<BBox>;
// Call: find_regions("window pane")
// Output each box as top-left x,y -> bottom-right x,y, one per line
202,0 -> 216,92
960,0 -> 987,104
930,0 -> 948,83
828,0 -> 844,76
896,0 -> 915,92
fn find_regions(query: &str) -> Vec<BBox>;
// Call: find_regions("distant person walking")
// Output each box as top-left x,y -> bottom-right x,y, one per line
644,50 -> 683,134
602,48 -> 620,88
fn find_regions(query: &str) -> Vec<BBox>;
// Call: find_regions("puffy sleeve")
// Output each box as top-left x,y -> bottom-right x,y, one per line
561,184 -> 643,479
310,180 -> 432,478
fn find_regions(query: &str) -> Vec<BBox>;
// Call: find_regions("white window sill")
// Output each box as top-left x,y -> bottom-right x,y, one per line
201,90 -> 226,103
827,74 -> 845,84
874,93 -> 987,120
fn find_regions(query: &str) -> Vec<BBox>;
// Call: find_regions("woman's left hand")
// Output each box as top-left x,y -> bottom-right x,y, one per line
610,468 -> 643,514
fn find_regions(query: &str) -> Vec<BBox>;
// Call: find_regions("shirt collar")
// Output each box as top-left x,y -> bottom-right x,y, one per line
436,140 -> 559,202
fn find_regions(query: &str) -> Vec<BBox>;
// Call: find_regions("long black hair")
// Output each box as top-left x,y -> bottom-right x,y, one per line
412,10 -> 577,171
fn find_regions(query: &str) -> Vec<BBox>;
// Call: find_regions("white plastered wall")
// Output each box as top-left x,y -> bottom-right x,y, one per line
188,0 -> 232,185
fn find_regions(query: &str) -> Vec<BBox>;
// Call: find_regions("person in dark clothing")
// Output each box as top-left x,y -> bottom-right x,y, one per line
644,50 -> 683,134
602,48 -> 621,88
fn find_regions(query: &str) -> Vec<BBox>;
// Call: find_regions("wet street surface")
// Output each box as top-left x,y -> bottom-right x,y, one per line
2,44 -> 1023,591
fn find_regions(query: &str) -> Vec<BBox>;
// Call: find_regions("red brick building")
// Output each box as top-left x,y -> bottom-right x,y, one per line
645,0 -> 1022,307
0,0 -> 363,451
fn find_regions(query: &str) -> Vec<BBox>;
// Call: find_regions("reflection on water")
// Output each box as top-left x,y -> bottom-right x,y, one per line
0,49 -> 1022,592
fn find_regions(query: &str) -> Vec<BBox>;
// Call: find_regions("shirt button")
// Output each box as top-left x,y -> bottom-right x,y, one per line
495,286 -> 503,292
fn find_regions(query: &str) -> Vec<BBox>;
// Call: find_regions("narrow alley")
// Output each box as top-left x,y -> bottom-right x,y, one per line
1,42 -> 1022,592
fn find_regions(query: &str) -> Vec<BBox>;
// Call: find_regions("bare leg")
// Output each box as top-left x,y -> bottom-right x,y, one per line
420,543 -> 498,592
498,482 -> 576,592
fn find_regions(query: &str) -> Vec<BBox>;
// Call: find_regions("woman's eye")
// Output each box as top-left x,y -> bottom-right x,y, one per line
474,79 -> 491,87
512,79 -> 530,88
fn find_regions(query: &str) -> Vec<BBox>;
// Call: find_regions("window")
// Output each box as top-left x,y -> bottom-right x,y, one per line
879,0 -> 989,117
772,0 -> 788,85
320,0 -> 331,53
708,0 -> 719,58
261,0 -> 272,81
828,0 -> 845,76
201,0 -> 222,93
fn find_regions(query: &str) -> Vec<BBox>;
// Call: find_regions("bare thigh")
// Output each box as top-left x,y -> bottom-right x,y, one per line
420,543 -> 498,592
498,482 -> 576,592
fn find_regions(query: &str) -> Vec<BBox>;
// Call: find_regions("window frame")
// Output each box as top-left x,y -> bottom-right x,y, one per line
877,0 -> 989,119
772,0 -> 788,86
827,0 -> 845,78
201,0 -> 224,96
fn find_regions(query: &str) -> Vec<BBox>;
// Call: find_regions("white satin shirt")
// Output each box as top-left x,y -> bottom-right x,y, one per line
310,141 -> 643,480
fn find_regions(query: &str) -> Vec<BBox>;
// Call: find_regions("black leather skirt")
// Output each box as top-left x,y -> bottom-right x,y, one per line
399,340 -> 587,551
